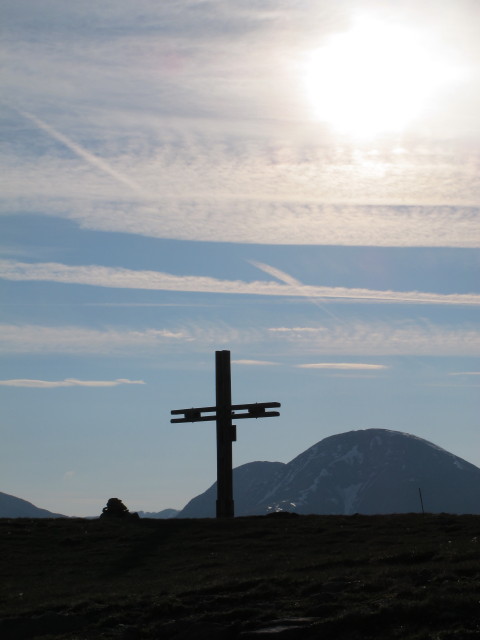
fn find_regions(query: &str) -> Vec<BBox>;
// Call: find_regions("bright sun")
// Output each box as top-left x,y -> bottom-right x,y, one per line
304,18 -> 462,137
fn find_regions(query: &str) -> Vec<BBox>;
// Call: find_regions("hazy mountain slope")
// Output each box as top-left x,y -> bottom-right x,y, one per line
178,429 -> 480,517
0,492 -> 66,518
179,461 -> 286,518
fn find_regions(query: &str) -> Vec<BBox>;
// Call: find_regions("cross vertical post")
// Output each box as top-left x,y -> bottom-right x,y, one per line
215,350 -> 234,518
170,350 -> 280,518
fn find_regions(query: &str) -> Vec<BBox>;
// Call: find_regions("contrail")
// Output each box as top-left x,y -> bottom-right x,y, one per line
17,109 -> 146,196
249,259 -> 347,325
249,261 -> 437,373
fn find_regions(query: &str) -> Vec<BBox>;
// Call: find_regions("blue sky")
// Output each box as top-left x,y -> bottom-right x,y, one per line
1,0 -> 479,517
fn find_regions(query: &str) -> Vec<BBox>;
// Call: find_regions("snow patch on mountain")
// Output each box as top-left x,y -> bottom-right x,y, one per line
340,483 -> 364,514
338,445 -> 363,465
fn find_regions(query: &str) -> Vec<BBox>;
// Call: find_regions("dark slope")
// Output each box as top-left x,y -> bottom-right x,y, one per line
0,491 -> 66,518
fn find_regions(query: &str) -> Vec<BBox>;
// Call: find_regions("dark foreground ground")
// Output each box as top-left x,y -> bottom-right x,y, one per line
1,513 -> 480,639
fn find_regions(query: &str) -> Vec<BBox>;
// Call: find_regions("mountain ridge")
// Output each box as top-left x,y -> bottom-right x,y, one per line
0,492 -> 67,518
178,428 -> 480,517
4,429 -> 479,519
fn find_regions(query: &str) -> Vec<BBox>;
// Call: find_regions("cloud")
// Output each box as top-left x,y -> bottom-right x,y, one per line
1,111 -> 479,248
250,259 -> 346,325
2,2 -> 478,261
0,325 -> 189,355
1,260 -> 479,305
1,196 -> 478,251
1,3 -> 341,124
232,359 -> 278,366
0,378 -> 146,388
3,2 -> 476,129
296,363 -> 388,370
0,320 -> 478,357
16,110 -> 147,196
449,371 -> 480,376
267,322 -> 480,356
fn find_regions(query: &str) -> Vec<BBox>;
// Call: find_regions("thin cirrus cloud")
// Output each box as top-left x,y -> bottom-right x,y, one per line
0,260 -> 478,305
16,110 -> 147,197
267,323 -> 480,356
2,109 -> 479,248
449,371 -> 480,376
0,321 -> 478,357
2,3 -> 478,254
296,363 -> 388,370
0,325 -> 189,355
232,359 -> 279,366
0,378 -> 145,388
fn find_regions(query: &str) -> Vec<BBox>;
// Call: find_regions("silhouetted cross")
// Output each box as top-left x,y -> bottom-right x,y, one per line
171,350 -> 280,518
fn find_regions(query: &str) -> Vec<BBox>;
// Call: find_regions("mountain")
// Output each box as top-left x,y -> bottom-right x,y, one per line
177,429 -> 480,517
0,492 -> 66,518
180,461 -> 286,518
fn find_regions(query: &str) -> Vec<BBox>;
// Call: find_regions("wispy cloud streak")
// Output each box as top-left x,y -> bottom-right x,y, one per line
1,260 -> 478,305
250,259 -> 347,324
0,325 -> 188,355
0,378 -> 145,388
296,363 -> 388,370
268,322 -> 480,356
232,359 -> 278,366
449,371 -> 480,376
17,110 -> 147,196
0,321 -> 477,357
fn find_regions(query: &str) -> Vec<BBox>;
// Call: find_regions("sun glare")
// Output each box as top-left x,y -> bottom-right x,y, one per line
304,18 -> 463,137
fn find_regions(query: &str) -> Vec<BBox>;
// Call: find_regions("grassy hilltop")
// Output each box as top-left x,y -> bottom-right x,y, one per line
1,514 -> 480,639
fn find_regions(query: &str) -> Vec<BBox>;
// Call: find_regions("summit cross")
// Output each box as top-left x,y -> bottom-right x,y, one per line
171,350 -> 281,518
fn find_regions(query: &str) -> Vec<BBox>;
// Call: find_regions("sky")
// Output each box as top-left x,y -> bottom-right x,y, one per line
1,0 -> 479,517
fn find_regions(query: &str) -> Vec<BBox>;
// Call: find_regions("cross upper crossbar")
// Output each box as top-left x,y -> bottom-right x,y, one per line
170,401 -> 280,423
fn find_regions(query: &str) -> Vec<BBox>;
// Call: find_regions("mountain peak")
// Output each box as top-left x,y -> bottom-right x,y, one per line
178,429 -> 480,517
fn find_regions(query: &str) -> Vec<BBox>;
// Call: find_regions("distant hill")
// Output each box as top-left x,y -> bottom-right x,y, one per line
0,492 -> 66,518
178,429 -> 480,517
0,492 -> 179,520
180,461 -> 286,518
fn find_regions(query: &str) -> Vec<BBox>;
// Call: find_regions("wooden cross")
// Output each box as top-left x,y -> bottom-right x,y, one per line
171,350 -> 280,518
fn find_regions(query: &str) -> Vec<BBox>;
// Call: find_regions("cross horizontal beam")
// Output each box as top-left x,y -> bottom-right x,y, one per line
170,401 -> 280,423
